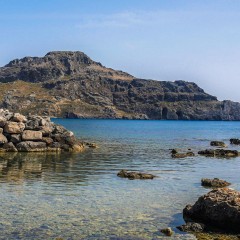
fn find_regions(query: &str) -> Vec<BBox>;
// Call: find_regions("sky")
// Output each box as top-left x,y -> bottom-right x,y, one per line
0,0 -> 240,101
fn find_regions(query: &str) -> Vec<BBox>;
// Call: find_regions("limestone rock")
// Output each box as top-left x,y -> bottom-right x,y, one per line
172,152 -> 195,158
11,113 -> 27,122
0,116 -> 7,127
16,141 -> 47,152
1,51 -> 240,120
210,141 -> 227,148
22,130 -> 42,141
183,188 -> 240,233
160,227 -> 174,236
10,134 -> 21,144
0,133 -> 8,145
4,121 -> 25,134
201,178 -> 231,188
177,222 -> 205,233
198,149 -> 239,157
2,142 -> 17,152
42,137 -> 54,145
117,170 -> 156,180
71,144 -> 84,152
0,109 -> 90,152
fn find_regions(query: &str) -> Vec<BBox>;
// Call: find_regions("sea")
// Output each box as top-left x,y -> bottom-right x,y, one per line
0,119 -> 240,240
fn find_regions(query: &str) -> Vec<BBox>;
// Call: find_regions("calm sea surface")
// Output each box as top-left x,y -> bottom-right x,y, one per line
1,119 -> 240,240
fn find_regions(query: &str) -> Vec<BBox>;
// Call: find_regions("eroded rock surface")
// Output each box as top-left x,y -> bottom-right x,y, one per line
201,178 -> 231,188
183,188 -> 240,233
177,222 -> 205,233
0,109 -> 85,152
1,51 -> 240,120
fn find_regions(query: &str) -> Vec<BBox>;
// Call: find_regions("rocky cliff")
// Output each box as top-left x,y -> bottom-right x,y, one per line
0,51 -> 240,120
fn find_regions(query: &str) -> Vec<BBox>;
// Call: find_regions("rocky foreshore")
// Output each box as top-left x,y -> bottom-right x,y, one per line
0,109 -> 86,152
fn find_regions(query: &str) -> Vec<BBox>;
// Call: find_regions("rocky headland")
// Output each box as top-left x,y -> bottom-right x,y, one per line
1,51 -> 240,120
0,109 -> 85,152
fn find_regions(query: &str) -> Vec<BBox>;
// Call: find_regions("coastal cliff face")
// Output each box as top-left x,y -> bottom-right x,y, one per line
0,51 -> 240,120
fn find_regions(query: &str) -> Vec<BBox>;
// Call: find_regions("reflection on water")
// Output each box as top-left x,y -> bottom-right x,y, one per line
1,120 -> 240,239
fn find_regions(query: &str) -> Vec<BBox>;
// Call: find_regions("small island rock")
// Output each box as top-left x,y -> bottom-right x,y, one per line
230,138 -> 240,145
172,151 -> 195,158
117,170 -> 156,180
210,141 -> 227,148
198,149 -> 239,157
201,178 -> 231,188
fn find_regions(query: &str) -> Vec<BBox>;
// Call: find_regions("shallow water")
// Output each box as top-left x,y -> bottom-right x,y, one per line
1,119 -> 240,240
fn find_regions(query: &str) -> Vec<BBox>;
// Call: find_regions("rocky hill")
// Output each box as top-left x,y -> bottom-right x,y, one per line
0,51 -> 240,120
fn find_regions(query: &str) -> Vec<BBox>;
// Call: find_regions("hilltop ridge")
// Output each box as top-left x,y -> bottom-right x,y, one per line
0,51 -> 240,120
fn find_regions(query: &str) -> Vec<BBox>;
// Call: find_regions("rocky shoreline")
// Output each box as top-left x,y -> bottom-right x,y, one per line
0,109 -> 91,152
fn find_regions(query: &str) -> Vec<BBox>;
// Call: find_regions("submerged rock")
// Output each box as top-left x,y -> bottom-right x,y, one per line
0,109 -> 86,152
201,178 -> 231,188
172,151 -> 195,158
183,188 -> 240,233
210,141 -> 227,148
198,149 -> 239,157
117,170 -> 156,180
230,138 -> 240,145
177,222 -> 205,233
160,227 -> 174,236
85,142 -> 98,148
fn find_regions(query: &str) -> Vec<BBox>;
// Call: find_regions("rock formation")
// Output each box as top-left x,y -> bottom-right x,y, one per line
198,149 -> 239,157
0,109 -> 84,152
210,141 -> 227,148
1,51 -> 240,120
201,178 -> 231,188
117,170 -> 156,180
183,188 -> 240,233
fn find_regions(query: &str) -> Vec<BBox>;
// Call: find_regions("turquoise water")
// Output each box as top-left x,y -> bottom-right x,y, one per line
1,120 -> 240,240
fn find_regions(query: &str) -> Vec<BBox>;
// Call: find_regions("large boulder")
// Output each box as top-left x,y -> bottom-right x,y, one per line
183,188 -> 240,233
22,130 -> 42,141
16,141 -> 47,152
4,121 -> 25,134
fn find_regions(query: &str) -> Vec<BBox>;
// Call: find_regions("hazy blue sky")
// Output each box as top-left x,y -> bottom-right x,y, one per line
0,0 -> 240,101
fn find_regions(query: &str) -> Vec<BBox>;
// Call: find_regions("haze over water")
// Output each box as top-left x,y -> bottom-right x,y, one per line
0,119 -> 240,239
